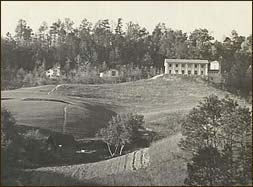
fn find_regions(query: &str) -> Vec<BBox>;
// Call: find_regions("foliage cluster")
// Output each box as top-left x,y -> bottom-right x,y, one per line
180,95 -> 252,185
96,113 -> 146,157
1,19 -> 252,97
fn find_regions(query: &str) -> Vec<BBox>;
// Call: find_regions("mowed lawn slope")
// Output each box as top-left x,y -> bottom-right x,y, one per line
49,76 -> 249,137
1,85 -> 117,138
2,76 -> 249,139
23,133 -> 187,186
2,76 -> 250,186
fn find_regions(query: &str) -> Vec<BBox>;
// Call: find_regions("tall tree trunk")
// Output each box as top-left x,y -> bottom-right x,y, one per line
112,144 -> 119,157
119,144 -> 125,155
106,142 -> 113,157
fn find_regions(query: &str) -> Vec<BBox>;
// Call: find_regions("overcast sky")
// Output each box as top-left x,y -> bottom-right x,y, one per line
1,1 -> 252,40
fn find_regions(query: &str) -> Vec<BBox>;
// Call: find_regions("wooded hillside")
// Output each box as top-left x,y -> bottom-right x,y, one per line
1,18 -> 252,97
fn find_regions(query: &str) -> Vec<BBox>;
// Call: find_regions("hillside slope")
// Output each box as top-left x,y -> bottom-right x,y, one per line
2,76 -> 249,139
22,133 -> 187,186
1,85 -> 117,138
2,76 -> 250,185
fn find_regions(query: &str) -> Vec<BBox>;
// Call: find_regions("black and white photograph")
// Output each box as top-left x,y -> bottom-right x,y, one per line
1,1 -> 252,186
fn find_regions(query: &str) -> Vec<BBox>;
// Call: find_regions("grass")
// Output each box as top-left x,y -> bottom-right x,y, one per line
2,76 -> 250,185
2,76 -> 248,139
147,133 -> 188,185
2,86 -> 116,139
105,133 -> 189,186
25,133 -> 188,186
2,99 -> 66,131
50,76 -> 246,138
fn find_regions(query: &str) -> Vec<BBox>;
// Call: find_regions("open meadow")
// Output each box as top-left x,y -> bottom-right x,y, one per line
1,1 -> 252,185
2,76 -> 249,139
2,76 -> 250,185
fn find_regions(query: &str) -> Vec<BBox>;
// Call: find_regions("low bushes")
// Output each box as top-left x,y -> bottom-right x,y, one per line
2,64 -> 163,90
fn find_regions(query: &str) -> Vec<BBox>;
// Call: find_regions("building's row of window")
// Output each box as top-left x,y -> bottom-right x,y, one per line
168,70 -> 204,75
168,64 -> 205,68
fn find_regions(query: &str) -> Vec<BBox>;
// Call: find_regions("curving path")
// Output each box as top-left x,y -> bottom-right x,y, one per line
47,84 -> 65,95
62,104 -> 69,134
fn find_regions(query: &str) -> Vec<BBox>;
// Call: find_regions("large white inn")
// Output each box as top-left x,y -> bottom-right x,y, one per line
164,59 -> 209,76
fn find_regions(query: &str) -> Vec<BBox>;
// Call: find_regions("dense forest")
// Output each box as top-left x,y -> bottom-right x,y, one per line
1,18 -> 252,97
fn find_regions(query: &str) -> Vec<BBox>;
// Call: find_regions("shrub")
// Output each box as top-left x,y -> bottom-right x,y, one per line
22,129 -> 45,140
184,146 -> 226,186
23,71 -> 35,87
1,108 -> 16,146
96,113 -> 145,157
1,109 -> 25,168
180,95 -> 252,185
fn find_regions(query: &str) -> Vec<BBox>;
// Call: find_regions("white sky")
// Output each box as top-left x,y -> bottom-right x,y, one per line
1,1 -> 252,41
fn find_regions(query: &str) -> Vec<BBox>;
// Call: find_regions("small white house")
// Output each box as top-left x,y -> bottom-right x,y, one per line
99,69 -> 119,78
209,61 -> 220,71
208,61 -> 224,84
45,66 -> 61,79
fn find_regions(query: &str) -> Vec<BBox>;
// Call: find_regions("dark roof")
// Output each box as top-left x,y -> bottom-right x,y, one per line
164,59 -> 208,64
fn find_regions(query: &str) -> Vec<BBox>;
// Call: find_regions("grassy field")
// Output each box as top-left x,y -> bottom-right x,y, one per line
2,76 -> 249,139
2,85 -> 117,138
2,76 -> 250,185
21,133 -> 188,186
32,76 -> 249,137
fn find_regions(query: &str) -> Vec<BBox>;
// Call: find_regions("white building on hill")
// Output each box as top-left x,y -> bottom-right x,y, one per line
45,66 -> 61,79
209,60 -> 220,71
208,60 -> 223,84
99,69 -> 119,78
164,59 -> 209,76
164,59 -> 224,84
